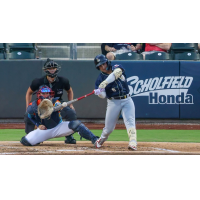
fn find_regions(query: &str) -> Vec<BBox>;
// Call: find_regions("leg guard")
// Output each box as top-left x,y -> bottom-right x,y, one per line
24,112 -> 35,134
68,120 -> 98,144
20,136 -> 32,146
127,128 -> 137,150
60,107 -> 77,144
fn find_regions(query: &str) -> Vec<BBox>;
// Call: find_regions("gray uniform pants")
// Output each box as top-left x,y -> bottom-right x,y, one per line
101,97 -> 135,141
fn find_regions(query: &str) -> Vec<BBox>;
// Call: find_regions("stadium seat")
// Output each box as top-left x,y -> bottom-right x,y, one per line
115,52 -> 143,60
8,43 -> 36,59
170,43 -> 198,59
9,51 -> 35,59
174,52 -> 200,60
8,43 -> 35,50
0,43 -> 6,59
171,43 -> 198,52
145,51 -> 171,60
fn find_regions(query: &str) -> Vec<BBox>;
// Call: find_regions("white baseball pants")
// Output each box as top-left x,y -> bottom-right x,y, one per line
25,121 -> 74,146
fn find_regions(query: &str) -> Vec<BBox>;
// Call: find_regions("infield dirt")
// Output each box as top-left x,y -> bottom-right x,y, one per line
1,141 -> 200,155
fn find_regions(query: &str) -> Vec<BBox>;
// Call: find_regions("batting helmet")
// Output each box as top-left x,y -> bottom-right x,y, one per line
42,58 -> 61,78
37,85 -> 55,100
94,54 -> 109,70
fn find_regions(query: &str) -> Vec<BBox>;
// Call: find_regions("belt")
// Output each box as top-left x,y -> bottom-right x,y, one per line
109,94 -> 130,100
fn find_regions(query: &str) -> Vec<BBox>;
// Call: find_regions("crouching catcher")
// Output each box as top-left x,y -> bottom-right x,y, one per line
20,85 -> 99,146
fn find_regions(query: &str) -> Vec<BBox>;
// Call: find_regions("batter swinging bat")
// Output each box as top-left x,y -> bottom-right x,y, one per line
54,90 -> 95,112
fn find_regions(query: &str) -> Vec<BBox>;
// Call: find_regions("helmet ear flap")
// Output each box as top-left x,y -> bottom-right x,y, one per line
106,61 -> 111,70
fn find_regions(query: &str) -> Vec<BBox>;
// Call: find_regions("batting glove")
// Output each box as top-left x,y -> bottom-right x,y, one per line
94,88 -> 105,95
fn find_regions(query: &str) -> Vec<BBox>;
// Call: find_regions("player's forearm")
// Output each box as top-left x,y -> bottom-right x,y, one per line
26,87 -> 34,108
26,94 -> 32,108
67,90 -> 74,101
28,114 -> 41,127
99,68 -> 123,88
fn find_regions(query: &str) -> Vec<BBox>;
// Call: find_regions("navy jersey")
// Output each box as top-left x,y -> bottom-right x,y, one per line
27,97 -> 62,129
106,43 -> 137,50
95,64 -> 130,98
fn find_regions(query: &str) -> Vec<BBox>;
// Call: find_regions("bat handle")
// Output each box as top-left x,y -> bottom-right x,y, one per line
77,91 -> 95,101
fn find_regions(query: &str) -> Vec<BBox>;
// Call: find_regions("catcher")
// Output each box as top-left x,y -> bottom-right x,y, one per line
20,85 -> 99,146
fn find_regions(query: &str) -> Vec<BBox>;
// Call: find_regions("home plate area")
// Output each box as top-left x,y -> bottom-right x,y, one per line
0,141 -> 200,155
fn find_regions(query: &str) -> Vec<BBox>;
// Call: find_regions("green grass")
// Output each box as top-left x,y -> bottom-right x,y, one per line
0,129 -> 200,143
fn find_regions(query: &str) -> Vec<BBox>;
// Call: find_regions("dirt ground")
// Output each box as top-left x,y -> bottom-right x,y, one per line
1,122 -> 200,155
1,141 -> 200,155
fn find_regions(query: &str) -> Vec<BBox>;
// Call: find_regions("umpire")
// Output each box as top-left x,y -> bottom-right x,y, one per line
24,58 -> 77,144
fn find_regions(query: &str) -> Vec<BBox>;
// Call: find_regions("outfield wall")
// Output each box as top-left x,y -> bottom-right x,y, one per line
0,60 -> 200,119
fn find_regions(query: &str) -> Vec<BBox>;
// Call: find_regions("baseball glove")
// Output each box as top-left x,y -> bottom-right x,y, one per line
37,99 -> 54,119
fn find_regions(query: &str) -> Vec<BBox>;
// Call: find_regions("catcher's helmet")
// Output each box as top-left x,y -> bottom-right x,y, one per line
42,58 -> 61,78
37,85 -> 55,100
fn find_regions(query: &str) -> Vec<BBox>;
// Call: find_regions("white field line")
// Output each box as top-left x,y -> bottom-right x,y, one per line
153,148 -> 180,153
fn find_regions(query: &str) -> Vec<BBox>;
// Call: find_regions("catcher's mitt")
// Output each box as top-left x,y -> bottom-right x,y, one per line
38,99 -> 54,119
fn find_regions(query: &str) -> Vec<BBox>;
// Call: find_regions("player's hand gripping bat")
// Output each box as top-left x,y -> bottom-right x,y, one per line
38,91 -> 95,120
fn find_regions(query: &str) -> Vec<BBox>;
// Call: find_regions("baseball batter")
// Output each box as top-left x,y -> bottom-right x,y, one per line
93,54 -> 137,150
21,86 -> 99,146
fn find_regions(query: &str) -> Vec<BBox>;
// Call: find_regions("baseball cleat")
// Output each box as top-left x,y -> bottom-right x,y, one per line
94,138 -> 102,148
65,135 -> 76,144
128,145 -> 137,151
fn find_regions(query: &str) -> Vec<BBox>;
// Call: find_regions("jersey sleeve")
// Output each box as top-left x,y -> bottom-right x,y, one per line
30,78 -> 41,91
112,64 -> 125,72
27,104 -> 34,115
27,105 -> 41,127
61,77 -> 71,91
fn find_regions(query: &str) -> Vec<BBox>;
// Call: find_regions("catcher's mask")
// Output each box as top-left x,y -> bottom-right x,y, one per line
37,85 -> 55,100
42,58 -> 61,78
94,54 -> 111,70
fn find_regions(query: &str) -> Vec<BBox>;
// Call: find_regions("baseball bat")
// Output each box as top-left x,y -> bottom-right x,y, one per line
53,90 -> 95,112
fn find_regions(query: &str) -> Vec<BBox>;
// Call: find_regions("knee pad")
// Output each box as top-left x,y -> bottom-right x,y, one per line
68,120 -> 82,132
20,136 -> 32,146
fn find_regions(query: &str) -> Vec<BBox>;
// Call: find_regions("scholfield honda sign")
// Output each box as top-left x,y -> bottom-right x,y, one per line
127,76 -> 193,104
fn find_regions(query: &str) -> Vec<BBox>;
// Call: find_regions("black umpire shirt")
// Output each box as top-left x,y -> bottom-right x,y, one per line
30,76 -> 71,101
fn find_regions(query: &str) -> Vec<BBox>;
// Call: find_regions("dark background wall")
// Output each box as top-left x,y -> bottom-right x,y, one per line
0,60 -> 200,119
0,60 -> 107,119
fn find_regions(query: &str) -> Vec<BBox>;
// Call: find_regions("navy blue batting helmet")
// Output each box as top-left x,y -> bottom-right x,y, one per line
94,54 -> 108,70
